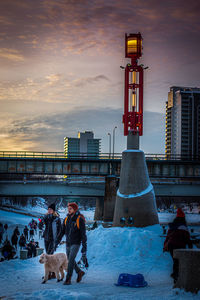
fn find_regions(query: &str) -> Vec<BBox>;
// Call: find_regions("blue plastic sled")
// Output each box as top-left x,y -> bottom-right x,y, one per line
115,273 -> 147,288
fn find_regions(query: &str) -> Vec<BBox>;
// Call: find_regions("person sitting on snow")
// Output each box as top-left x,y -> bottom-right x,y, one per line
1,239 -> 16,260
29,239 -> 37,257
163,208 -> 193,283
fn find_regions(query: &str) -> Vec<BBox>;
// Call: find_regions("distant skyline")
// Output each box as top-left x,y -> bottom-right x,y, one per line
1,0 -> 200,154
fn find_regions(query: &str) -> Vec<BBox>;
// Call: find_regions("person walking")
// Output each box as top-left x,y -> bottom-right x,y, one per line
19,234 -> 26,250
23,226 -> 29,241
57,202 -> 88,285
13,226 -> 20,236
39,228 -> 43,239
39,203 -> 62,254
11,232 -> 18,250
163,208 -> 193,283
38,203 -> 62,279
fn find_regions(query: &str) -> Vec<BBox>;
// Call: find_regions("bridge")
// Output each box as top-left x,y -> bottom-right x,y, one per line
0,151 -> 200,198
0,179 -> 199,197
0,151 -> 200,178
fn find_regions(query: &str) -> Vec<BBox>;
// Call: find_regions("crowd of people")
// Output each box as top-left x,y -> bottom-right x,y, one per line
0,204 -> 195,287
0,219 -> 41,261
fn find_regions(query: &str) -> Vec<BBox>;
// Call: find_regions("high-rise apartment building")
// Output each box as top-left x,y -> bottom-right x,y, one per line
64,131 -> 101,157
165,86 -> 200,158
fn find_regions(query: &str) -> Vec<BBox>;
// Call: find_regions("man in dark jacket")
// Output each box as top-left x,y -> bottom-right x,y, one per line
163,208 -> 193,283
58,202 -> 87,285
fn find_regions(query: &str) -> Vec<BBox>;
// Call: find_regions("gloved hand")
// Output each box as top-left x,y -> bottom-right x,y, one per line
81,252 -> 89,269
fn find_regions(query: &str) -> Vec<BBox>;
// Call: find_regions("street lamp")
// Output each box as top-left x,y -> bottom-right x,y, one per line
125,33 -> 142,60
113,126 -> 117,158
107,133 -> 111,159
123,33 -> 144,136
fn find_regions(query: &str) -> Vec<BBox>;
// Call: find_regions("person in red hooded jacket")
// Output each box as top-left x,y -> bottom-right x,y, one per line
163,208 -> 193,283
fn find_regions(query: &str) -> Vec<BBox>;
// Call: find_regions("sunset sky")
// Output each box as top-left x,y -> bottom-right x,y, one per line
1,0 -> 200,154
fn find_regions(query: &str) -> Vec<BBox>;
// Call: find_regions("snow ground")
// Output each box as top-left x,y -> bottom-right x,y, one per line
0,208 -> 200,299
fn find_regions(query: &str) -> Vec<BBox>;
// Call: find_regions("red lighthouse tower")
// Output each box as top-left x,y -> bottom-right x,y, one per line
123,33 -> 144,136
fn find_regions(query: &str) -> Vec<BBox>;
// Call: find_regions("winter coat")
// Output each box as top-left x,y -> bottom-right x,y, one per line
58,211 -> 87,253
38,212 -> 62,244
1,242 -> 16,259
13,227 -> 20,236
164,217 -> 193,252
23,227 -> 29,236
19,235 -> 26,247
30,229 -> 34,236
29,220 -> 36,229
11,233 -> 18,246
27,242 -> 36,257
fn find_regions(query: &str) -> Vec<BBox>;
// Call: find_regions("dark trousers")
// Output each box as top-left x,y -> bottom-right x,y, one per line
66,244 -> 81,278
169,247 -> 179,281
44,240 -> 54,255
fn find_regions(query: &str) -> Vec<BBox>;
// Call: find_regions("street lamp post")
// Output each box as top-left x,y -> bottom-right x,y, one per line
112,126 -> 117,158
108,133 -> 111,159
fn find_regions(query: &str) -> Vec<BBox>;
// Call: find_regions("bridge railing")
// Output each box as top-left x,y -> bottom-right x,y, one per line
0,151 -> 199,161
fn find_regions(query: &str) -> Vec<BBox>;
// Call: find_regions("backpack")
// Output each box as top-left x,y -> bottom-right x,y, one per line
64,214 -> 85,229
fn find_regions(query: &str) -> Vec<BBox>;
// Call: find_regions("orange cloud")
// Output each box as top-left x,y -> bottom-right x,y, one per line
0,48 -> 24,62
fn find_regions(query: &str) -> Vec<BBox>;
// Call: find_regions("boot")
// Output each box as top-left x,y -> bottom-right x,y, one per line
77,270 -> 85,283
63,276 -> 71,285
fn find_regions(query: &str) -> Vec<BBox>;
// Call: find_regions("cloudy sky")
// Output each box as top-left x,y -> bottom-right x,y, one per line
1,0 -> 200,154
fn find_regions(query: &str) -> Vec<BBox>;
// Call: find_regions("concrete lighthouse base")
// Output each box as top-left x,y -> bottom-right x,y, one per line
113,149 -> 159,227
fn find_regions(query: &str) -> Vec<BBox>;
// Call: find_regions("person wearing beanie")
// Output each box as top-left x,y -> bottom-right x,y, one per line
176,208 -> 185,218
57,202 -> 87,285
68,202 -> 78,212
163,207 -> 192,283
48,203 -> 56,211
38,203 -> 62,281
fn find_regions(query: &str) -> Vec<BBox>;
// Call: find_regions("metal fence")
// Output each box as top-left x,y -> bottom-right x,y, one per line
0,151 -> 199,161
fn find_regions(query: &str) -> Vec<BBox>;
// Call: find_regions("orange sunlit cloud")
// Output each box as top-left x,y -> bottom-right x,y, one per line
0,48 -> 25,62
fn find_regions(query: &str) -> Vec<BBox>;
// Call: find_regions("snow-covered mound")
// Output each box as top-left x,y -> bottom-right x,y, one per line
87,225 -> 167,272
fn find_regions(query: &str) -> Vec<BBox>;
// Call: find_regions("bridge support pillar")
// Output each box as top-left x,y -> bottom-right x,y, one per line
94,197 -> 104,221
103,176 -> 118,222
113,133 -> 159,227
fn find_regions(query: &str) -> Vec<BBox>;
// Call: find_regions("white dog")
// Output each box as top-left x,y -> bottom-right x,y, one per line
39,253 -> 68,284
